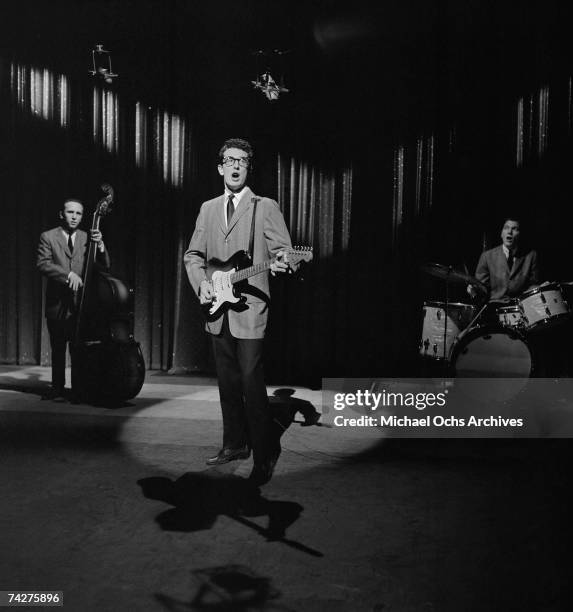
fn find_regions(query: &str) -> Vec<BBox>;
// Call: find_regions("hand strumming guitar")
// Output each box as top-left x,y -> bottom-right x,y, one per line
199,279 -> 214,305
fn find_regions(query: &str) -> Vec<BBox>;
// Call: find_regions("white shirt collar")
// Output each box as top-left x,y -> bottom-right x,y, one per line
224,186 -> 248,208
61,228 -> 77,243
502,244 -> 517,258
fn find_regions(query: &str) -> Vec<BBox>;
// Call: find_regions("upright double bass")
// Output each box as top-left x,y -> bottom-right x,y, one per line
72,184 -> 146,404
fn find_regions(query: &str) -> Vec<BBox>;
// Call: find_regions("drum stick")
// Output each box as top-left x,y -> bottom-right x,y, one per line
465,302 -> 488,332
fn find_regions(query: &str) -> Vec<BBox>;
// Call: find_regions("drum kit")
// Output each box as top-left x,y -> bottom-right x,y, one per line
419,262 -> 573,378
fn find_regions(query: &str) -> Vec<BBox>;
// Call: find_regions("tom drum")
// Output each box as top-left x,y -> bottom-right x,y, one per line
420,302 -> 475,361
519,283 -> 570,331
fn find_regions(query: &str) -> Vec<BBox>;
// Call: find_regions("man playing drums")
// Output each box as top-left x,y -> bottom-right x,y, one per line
467,217 -> 571,375
473,217 -> 539,302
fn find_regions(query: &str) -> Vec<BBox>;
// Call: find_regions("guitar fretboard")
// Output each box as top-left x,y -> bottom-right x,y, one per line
230,260 -> 272,284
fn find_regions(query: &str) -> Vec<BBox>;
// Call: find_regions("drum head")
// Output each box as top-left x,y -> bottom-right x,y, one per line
497,305 -> 521,314
520,282 -> 560,299
451,325 -> 532,402
452,325 -> 532,378
424,301 -> 475,311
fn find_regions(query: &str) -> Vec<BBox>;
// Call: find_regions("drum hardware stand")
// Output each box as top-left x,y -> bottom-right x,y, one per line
463,300 -> 488,335
443,273 -> 451,360
419,261 -> 488,367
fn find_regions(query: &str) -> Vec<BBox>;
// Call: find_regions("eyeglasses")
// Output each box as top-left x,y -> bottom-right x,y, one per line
221,156 -> 250,168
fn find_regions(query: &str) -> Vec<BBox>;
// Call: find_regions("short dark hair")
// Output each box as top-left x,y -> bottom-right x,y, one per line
218,138 -> 254,164
502,216 -> 521,230
62,198 -> 84,210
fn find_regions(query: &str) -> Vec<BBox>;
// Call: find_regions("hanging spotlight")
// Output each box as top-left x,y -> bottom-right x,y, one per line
250,49 -> 290,102
89,44 -> 118,84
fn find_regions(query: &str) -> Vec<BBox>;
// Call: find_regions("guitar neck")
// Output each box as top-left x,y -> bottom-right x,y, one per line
230,259 -> 272,285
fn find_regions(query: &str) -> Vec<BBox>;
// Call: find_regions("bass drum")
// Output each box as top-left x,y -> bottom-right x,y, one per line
452,325 -> 532,377
451,325 -> 532,402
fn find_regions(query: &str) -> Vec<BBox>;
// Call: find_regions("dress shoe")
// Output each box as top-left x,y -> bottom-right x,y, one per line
206,446 -> 250,466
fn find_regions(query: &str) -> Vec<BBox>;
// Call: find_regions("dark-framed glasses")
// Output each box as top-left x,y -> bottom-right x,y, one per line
222,156 -> 250,168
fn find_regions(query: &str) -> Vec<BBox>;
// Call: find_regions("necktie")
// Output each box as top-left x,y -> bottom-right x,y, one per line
507,253 -> 513,272
68,233 -> 74,254
226,194 -> 235,226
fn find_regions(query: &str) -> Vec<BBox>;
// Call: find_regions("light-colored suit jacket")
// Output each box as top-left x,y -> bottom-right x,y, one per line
475,245 -> 539,301
37,227 -> 111,320
184,187 -> 292,338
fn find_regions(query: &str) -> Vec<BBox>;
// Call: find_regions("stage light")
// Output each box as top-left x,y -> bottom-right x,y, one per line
89,44 -> 118,84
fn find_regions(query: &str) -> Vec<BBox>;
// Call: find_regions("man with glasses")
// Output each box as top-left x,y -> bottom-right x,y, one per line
184,138 -> 293,486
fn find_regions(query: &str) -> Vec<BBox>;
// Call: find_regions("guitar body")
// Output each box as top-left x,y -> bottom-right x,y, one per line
204,250 -> 252,320
202,247 -> 314,322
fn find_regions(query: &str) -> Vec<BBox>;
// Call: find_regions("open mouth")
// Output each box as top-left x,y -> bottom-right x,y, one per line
231,172 -> 240,179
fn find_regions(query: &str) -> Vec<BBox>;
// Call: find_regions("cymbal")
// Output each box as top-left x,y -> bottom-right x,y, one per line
421,262 -> 487,291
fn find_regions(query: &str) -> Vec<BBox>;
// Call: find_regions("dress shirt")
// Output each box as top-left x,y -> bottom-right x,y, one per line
224,187 -> 248,227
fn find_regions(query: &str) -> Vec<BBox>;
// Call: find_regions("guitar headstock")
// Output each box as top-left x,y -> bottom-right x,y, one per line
287,246 -> 313,265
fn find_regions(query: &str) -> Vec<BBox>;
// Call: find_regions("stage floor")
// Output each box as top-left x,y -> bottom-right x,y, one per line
0,366 -> 571,611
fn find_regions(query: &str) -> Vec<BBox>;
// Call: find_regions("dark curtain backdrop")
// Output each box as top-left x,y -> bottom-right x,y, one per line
0,59 -> 353,383
266,156 -> 353,385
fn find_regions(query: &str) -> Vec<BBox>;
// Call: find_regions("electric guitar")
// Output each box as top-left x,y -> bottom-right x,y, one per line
203,247 -> 313,320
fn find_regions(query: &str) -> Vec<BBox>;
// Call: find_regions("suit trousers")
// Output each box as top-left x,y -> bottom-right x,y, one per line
47,318 -> 76,392
211,314 -> 275,465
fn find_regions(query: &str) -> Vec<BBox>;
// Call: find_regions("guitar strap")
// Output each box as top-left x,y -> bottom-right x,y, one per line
248,197 -> 259,260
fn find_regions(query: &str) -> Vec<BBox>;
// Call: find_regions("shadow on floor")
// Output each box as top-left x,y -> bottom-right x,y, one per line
156,564 -> 293,611
0,370 -> 49,397
270,388 -> 321,430
138,472 -> 322,557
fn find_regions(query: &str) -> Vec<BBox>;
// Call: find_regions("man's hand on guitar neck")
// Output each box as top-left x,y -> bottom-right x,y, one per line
270,250 -> 291,276
199,279 -> 214,305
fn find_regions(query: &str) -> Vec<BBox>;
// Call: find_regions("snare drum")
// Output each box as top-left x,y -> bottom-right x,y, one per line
497,304 -> 525,329
519,283 -> 570,331
420,302 -> 475,360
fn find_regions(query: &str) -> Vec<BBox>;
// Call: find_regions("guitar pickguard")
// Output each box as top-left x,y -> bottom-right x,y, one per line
209,268 -> 243,315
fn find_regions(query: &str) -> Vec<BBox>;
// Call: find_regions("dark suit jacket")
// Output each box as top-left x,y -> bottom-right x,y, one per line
184,187 -> 292,339
37,227 -> 111,320
475,245 -> 539,301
